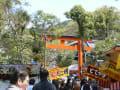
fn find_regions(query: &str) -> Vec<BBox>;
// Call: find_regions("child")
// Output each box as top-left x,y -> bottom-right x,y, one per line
28,78 -> 35,90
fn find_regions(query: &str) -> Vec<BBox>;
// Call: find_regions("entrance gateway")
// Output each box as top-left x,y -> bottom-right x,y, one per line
44,36 -> 92,79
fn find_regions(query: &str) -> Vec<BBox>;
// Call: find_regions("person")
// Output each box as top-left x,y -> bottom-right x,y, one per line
64,77 -> 72,90
28,78 -> 35,90
37,64 -> 44,82
60,80 -> 65,90
7,69 -> 29,90
33,68 -> 56,90
81,79 -> 86,87
72,77 -> 81,90
81,79 -> 92,90
52,79 -> 60,90
91,79 -> 98,90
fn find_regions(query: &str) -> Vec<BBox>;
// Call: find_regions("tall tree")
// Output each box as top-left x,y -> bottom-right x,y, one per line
65,5 -> 95,40
0,0 -> 21,38
94,6 -> 120,39
30,10 -> 60,63
0,9 -> 31,64
65,5 -> 96,65
0,0 -> 32,64
93,32 -> 120,59
31,10 -> 59,34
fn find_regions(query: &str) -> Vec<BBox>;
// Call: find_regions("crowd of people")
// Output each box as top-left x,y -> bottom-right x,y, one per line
6,68 -> 99,90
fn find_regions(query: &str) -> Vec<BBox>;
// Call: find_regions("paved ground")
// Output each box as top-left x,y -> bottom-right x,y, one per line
0,80 -> 9,90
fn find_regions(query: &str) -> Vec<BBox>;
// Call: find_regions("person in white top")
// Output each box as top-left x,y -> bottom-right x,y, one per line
28,78 -> 35,90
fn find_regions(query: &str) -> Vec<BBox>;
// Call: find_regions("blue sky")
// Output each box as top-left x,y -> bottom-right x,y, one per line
25,0 -> 120,21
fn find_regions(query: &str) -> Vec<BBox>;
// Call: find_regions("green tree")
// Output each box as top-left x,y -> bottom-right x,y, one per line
0,0 -> 32,64
31,10 -> 59,34
91,32 -> 120,64
87,6 -> 120,65
56,53 -> 74,67
94,6 -> 120,39
30,10 -> 60,63
65,5 -> 95,40
0,0 -> 21,38
65,5 -> 96,66
0,10 -> 31,64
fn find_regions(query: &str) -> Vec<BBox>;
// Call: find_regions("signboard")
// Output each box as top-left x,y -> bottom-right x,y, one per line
82,65 -> 107,81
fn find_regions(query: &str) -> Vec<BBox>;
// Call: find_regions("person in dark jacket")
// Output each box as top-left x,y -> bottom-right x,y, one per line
91,79 -> 98,90
52,79 -> 60,90
32,68 -> 56,90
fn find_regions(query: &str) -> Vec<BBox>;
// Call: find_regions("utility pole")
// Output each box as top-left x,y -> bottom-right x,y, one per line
44,34 -> 47,68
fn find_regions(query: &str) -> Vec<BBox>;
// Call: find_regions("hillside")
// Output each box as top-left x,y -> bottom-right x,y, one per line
60,20 -> 79,36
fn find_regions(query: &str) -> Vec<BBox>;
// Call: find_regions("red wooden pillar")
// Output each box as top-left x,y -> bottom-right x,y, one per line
61,40 -> 65,46
78,40 -> 83,79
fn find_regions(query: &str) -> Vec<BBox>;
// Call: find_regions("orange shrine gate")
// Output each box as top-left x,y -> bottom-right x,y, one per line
44,36 -> 92,79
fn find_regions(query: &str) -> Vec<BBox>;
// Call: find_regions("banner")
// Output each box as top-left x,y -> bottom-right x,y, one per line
116,54 -> 120,69
48,67 -> 58,80
100,68 -> 120,81
48,67 -> 69,80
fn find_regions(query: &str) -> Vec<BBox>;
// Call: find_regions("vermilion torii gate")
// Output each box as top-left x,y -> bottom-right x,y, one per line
44,36 -> 92,79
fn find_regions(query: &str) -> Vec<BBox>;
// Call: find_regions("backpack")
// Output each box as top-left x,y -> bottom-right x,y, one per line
83,83 -> 90,90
